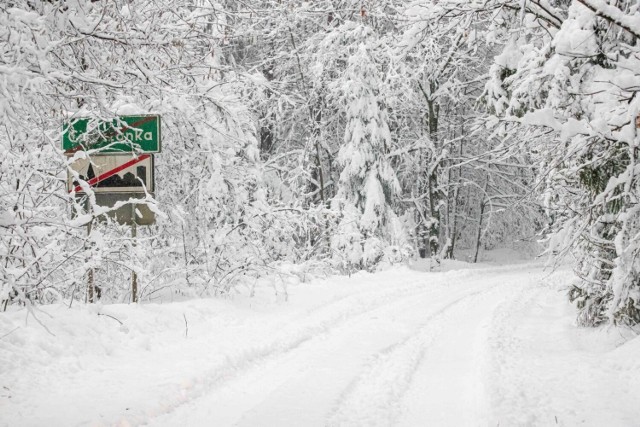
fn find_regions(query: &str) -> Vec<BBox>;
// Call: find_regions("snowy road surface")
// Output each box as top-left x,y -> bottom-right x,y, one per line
2,261 -> 639,426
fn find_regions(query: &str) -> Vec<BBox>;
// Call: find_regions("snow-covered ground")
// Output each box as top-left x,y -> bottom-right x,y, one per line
1,258 -> 639,427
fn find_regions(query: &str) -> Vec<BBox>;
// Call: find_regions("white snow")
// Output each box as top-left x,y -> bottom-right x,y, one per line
521,108 -> 562,131
1,258 -> 639,427
576,0 -> 640,38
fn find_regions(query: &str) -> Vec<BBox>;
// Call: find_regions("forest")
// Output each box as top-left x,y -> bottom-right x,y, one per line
2,0 -> 640,328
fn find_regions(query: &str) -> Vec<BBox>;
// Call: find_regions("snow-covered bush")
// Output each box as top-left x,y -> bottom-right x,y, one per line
484,0 -> 640,325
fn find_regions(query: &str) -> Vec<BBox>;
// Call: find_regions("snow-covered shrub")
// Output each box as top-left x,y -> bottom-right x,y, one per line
485,0 -> 640,325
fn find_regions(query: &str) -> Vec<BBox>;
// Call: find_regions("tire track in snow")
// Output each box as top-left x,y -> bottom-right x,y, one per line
139,272 -> 465,426
325,280 -> 508,427
394,270 -> 542,426
210,278 -> 465,427
486,282 -> 548,426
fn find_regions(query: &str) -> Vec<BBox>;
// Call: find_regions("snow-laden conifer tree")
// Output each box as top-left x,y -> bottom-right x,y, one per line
329,24 -> 402,270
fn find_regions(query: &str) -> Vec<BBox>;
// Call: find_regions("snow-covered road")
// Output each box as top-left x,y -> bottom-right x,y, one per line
1,261 -> 639,426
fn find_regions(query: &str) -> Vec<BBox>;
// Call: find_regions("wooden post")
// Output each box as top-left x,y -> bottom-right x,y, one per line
87,217 -> 96,303
131,204 -> 138,303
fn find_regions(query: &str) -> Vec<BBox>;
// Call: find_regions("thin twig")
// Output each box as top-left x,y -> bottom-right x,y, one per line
183,313 -> 188,338
98,313 -> 123,325
0,327 -> 20,341
25,303 -> 55,337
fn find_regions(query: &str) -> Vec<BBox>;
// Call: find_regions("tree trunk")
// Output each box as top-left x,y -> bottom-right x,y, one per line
426,82 -> 440,257
427,172 -> 440,257
444,115 -> 464,259
473,178 -> 489,263
445,184 -> 460,259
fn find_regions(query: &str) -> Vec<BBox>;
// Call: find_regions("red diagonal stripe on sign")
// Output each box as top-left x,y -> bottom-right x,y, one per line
65,116 -> 156,154
71,154 -> 150,193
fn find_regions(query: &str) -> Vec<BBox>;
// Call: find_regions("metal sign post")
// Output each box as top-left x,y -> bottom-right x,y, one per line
86,217 -> 96,303
63,114 -> 161,303
131,207 -> 138,303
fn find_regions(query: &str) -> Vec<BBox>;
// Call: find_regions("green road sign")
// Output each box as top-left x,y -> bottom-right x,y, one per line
63,115 -> 161,154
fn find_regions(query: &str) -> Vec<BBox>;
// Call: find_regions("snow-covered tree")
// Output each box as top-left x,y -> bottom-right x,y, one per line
484,0 -> 640,325
329,24 -> 402,269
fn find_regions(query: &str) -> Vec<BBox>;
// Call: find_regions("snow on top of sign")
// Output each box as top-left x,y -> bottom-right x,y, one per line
113,101 -> 159,116
115,103 -> 145,115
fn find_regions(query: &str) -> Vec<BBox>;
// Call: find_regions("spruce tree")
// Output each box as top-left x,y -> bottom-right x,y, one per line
330,25 -> 401,270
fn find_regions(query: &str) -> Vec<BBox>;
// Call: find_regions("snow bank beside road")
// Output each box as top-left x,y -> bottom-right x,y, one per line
0,267 -> 431,425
